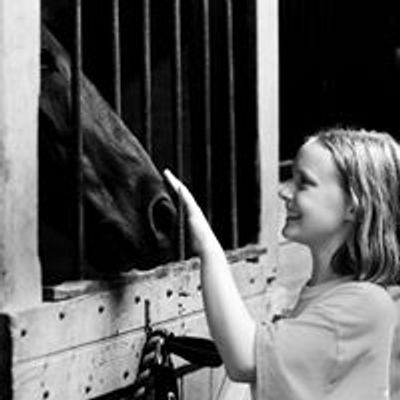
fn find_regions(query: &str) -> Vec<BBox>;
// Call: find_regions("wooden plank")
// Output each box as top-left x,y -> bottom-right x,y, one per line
0,0 -> 41,309
256,0 -> 279,273
10,294 -> 267,400
12,313 -> 212,400
9,252 -> 268,364
43,245 -> 267,300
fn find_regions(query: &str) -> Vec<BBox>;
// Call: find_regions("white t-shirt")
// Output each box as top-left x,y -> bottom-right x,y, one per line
252,279 -> 397,400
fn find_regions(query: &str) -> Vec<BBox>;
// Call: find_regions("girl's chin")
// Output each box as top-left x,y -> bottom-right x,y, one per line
281,226 -> 296,240
281,225 -> 304,243
282,219 -> 298,233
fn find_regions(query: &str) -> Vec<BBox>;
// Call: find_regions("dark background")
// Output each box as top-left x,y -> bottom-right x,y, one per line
280,0 -> 400,161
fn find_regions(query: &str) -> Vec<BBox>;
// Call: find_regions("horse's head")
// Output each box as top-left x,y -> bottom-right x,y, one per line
39,26 -> 177,284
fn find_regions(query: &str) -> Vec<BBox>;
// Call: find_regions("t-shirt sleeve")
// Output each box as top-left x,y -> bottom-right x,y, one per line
253,303 -> 338,400
252,283 -> 396,400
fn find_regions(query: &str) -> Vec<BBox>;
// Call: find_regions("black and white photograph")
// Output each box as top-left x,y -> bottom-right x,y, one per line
0,1 -> 400,399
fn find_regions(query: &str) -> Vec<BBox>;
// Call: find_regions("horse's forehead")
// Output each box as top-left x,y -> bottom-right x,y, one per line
41,28 -> 71,80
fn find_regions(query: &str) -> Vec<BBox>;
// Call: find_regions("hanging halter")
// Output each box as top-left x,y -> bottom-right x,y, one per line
132,329 -> 223,400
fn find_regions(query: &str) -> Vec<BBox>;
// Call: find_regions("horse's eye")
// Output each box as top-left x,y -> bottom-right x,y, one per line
41,49 -> 57,73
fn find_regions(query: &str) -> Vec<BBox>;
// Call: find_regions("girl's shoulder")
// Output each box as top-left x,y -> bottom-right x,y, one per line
301,279 -> 392,306
327,280 -> 393,302
318,281 -> 397,329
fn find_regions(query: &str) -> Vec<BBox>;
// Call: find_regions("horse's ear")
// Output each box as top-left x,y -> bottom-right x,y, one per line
148,194 -> 177,244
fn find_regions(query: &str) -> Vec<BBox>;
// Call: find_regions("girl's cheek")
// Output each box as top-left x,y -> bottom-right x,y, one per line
293,191 -> 304,207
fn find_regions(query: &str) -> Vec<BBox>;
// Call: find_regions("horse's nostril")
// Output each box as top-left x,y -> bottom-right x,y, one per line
149,196 -> 177,241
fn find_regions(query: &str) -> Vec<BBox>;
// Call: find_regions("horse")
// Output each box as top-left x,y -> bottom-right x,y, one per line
39,26 -> 177,284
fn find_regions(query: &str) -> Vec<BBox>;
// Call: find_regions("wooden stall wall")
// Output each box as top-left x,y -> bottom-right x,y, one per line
0,0 -> 280,399
0,0 -> 41,311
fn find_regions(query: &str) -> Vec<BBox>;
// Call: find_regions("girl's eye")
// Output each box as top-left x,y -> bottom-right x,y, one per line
295,175 -> 312,189
291,168 -> 315,189
300,176 -> 309,186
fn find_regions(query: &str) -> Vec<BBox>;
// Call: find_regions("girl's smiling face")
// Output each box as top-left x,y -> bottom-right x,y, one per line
279,140 -> 354,249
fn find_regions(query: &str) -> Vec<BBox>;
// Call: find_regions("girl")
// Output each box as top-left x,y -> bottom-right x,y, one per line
164,128 -> 399,400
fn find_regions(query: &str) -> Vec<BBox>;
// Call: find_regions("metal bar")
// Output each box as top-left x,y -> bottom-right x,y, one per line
173,0 -> 185,260
202,0 -> 213,224
72,0 -> 85,278
112,0 -> 122,115
142,0 -> 153,154
279,159 -> 294,182
225,0 -> 239,248
279,159 -> 294,168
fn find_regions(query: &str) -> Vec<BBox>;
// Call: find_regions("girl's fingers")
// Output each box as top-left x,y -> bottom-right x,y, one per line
164,169 -> 191,201
163,169 -> 202,216
163,169 -> 181,193
164,169 -> 221,256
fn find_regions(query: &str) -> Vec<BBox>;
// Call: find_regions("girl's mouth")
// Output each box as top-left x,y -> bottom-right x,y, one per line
286,213 -> 301,221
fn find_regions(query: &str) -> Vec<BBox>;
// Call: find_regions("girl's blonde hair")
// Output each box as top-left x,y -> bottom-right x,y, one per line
311,128 -> 400,286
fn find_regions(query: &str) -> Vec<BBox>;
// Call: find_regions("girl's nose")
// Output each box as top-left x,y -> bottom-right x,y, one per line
278,180 -> 294,201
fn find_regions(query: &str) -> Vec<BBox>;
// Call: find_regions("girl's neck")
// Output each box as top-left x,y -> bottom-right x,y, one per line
308,265 -> 342,286
308,240 -> 344,286
307,222 -> 354,286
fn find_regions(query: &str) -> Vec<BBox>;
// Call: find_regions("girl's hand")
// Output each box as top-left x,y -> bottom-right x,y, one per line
163,169 -> 220,257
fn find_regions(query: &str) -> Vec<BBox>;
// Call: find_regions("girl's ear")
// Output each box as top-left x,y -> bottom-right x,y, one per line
344,192 -> 358,222
344,204 -> 357,222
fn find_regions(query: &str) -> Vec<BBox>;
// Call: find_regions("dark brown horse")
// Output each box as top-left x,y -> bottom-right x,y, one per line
39,26 -> 177,284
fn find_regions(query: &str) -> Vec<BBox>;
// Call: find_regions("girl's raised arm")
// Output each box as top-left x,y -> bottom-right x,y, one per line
163,170 -> 256,382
